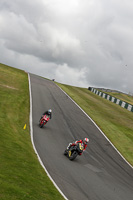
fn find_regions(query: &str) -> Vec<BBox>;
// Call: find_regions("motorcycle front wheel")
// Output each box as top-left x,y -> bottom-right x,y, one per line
64,149 -> 68,156
69,151 -> 78,161
39,121 -> 44,128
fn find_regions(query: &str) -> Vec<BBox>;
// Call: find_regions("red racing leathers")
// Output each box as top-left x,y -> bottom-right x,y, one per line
70,140 -> 87,155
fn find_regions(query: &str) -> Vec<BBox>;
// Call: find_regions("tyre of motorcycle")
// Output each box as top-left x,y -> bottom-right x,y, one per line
39,120 -> 44,128
64,149 -> 68,156
69,151 -> 78,161
40,123 -> 44,128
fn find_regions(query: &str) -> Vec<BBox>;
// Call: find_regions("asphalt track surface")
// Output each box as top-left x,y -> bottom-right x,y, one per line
30,74 -> 133,200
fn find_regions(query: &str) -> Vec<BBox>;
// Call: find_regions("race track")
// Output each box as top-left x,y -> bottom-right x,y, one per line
30,73 -> 133,200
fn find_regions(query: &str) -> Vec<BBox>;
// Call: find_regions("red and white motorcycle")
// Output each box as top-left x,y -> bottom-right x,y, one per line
39,115 -> 50,128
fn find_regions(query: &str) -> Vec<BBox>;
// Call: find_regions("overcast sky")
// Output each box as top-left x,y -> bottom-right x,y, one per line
0,0 -> 133,94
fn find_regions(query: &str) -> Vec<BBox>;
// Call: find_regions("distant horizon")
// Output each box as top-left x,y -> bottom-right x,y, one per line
1,61 -> 133,96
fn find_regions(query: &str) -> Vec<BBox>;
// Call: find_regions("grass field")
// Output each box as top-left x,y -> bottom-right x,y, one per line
0,63 -> 64,200
56,83 -> 133,166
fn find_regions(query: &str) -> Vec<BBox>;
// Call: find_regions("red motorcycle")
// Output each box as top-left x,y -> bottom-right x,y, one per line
39,115 -> 50,128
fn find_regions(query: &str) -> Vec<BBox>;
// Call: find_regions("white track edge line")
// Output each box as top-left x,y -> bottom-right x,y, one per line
28,74 -> 69,200
56,84 -> 133,169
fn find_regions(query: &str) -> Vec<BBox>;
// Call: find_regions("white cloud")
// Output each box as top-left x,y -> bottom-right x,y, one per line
55,63 -> 88,87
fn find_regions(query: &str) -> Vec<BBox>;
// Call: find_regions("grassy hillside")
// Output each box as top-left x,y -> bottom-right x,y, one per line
56,83 -> 133,166
0,63 -> 64,200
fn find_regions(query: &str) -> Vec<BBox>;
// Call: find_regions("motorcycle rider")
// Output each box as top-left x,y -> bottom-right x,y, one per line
67,138 -> 89,155
40,109 -> 52,120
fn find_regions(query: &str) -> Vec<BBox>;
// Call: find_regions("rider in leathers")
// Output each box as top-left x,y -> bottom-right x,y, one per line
40,109 -> 52,120
67,138 -> 89,155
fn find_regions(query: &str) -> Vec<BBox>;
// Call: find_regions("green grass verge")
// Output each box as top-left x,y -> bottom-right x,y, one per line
56,83 -> 133,166
0,63 -> 64,200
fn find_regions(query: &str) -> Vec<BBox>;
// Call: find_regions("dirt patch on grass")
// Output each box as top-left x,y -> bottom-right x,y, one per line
0,84 -> 18,90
